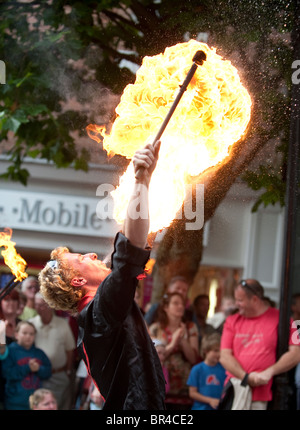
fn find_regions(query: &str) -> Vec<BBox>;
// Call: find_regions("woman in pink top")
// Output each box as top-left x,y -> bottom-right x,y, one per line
149,292 -> 199,409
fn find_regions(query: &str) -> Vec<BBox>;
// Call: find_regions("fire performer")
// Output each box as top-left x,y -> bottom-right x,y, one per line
38,141 -> 166,410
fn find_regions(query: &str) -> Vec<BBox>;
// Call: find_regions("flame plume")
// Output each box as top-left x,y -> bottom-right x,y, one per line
87,40 -> 252,232
0,228 -> 28,282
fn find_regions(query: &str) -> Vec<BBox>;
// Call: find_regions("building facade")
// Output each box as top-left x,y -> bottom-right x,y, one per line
0,156 -> 286,308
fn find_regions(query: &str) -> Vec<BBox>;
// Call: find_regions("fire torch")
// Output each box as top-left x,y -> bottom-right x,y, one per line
135,50 -> 207,179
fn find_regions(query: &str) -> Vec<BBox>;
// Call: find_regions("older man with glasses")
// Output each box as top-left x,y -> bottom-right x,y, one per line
220,278 -> 300,410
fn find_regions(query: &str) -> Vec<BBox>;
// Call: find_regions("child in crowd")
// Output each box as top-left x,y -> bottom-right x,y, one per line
1,320 -> 52,410
153,338 -> 170,395
29,388 -> 58,410
187,333 -> 226,410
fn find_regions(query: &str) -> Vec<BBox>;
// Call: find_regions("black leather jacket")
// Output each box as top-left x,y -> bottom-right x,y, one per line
77,233 -> 166,410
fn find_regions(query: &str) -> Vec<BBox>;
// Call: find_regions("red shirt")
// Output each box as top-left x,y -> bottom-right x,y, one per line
221,307 -> 298,401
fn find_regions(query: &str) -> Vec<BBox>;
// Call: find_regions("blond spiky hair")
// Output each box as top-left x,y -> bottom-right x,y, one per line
38,247 -> 84,316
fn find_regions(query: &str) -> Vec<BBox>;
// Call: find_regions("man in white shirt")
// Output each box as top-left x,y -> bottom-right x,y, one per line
30,292 -> 76,409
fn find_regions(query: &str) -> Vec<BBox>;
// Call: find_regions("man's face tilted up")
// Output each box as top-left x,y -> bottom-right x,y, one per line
63,252 -> 112,290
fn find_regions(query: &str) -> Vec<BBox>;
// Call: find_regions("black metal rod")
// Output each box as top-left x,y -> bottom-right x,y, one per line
0,276 -> 20,301
152,63 -> 199,144
135,50 -> 206,179
2,276 -> 15,290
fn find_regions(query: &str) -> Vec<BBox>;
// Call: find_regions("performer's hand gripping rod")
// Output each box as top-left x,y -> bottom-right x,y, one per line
135,50 -> 207,179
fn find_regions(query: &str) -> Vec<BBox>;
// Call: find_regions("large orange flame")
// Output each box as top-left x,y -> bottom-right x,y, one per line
87,40 -> 251,232
0,228 -> 28,282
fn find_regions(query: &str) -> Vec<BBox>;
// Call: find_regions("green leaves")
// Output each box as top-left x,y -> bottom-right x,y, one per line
1,116 -> 22,133
0,0 -> 296,211
0,164 -> 30,186
0,0 -> 92,184
242,165 -> 287,212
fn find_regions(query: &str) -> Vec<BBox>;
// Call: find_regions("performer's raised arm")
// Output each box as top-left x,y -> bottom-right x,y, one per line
38,140 -> 160,315
122,140 -> 160,249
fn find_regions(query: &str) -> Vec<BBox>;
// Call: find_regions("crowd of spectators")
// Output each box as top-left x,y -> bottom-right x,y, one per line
0,277 -> 77,410
0,274 -> 299,410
